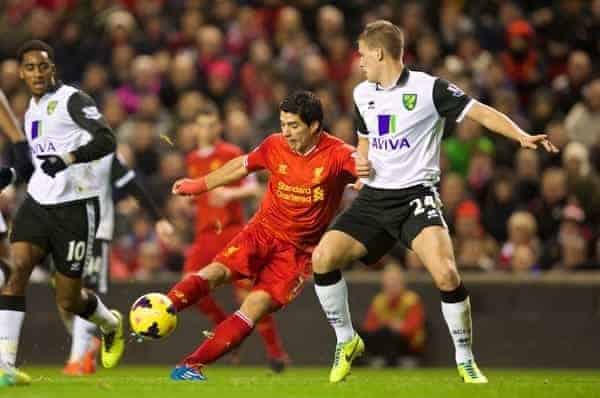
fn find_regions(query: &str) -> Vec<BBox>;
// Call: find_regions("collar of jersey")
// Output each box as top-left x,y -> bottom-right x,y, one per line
375,67 -> 410,91
291,132 -> 322,157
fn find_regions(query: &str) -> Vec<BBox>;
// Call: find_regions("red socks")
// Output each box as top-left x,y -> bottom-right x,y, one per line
183,311 -> 253,367
167,274 -> 210,312
256,314 -> 286,360
196,296 -> 228,325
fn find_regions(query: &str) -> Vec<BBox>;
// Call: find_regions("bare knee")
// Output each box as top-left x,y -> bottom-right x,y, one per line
197,263 -> 231,289
239,291 -> 272,324
432,259 -> 461,291
312,246 -> 339,274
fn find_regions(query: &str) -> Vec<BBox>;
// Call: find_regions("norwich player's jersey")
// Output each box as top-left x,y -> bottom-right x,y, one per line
353,68 -> 473,190
23,84 -> 110,205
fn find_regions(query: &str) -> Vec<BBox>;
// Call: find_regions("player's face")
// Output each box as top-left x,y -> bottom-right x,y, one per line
358,39 -> 381,83
195,113 -> 222,145
19,51 -> 56,98
280,111 -> 318,153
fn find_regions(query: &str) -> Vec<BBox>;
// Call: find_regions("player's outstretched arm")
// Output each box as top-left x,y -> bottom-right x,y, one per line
0,90 -> 24,143
466,101 -> 559,153
172,155 -> 250,196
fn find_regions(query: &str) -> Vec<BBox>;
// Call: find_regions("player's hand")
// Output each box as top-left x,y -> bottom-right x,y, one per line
0,167 -> 15,191
519,134 -> 559,153
355,155 -> 372,179
347,179 -> 364,191
37,154 -> 72,177
172,177 -> 208,196
155,218 -> 175,242
208,187 -> 233,207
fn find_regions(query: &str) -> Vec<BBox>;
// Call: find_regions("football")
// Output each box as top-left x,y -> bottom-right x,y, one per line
129,293 -> 178,340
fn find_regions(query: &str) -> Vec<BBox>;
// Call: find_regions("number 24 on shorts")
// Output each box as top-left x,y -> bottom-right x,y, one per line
409,195 -> 439,216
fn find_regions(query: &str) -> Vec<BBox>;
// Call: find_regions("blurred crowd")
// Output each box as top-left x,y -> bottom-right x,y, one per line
0,0 -> 599,279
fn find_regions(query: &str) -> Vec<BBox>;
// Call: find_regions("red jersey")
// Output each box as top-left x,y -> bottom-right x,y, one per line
187,140 -> 246,234
245,132 -> 356,249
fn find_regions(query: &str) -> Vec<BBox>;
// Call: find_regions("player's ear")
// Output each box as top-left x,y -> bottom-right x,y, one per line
377,48 -> 383,61
309,120 -> 320,135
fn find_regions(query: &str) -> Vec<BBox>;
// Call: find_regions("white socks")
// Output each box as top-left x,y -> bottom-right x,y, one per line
441,297 -> 474,364
87,295 -> 118,334
69,316 -> 97,362
314,276 -> 355,343
0,309 -> 25,368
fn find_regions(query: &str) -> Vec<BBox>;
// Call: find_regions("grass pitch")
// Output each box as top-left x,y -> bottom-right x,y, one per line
4,366 -> 600,398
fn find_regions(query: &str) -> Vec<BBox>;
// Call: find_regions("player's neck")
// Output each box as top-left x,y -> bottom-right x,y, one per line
296,132 -> 322,155
377,62 -> 405,90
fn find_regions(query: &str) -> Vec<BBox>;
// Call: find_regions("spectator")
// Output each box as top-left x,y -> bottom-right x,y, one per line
532,168 -> 568,242
565,79 -> 600,148
452,200 -> 498,271
514,148 -> 540,207
443,118 -> 494,177
116,55 -> 161,114
360,263 -> 426,367
482,169 -> 518,243
499,211 -> 539,271
562,142 -> 600,226
552,50 -> 592,114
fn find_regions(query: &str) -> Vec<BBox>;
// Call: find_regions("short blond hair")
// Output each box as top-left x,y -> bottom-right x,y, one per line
508,211 -> 537,236
358,20 -> 404,60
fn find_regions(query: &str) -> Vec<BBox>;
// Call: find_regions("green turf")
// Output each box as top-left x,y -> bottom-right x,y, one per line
3,366 -> 600,398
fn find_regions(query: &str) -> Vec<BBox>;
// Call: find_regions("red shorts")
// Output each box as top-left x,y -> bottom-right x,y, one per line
214,222 -> 311,307
183,224 -> 244,273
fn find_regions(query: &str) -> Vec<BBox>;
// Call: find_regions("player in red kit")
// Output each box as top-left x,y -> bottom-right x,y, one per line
164,91 -> 370,381
183,103 -> 290,371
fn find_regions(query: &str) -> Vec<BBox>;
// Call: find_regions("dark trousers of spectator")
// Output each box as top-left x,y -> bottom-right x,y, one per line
360,327 -> 415,367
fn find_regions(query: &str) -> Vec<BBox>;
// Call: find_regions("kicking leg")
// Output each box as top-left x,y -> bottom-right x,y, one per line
171,290 -> 273,381
411,226 -> 487,383
167,262 -> 232,313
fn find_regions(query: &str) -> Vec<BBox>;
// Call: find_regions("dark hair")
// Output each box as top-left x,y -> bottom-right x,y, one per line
17,40 -> 55,63
279,91 -> 323,130
196,101 -> 220,119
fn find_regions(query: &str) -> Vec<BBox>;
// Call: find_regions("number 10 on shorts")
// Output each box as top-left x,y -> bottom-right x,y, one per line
67,240 -> 86,261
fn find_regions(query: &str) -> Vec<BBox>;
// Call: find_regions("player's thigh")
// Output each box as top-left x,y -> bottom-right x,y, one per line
323,191 -> 397,268
312,230 -> 367,273
82,239 -> 110,294
411,226 -> 460,290
0,212 -> 9,261
48,200 -> 99,280
196,261 -> 234,289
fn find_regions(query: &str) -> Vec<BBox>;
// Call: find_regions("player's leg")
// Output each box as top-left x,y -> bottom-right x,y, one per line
0,214 -> 10,288
312,191 -> 396,383
410,226 -> 487,383
234,282 -> 289,372
167,262 -> 233,312
183,239 -> 228,325
63,239 -> 107,375
312,230 -> 367,346
0,242 -> 45,386
172,289 -> 274,381
49,200 -> 123,369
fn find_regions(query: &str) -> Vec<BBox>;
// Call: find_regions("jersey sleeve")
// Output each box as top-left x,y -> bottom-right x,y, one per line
433,78 -> 474,123
354,103 -> 369,137
111,155 -> 136,189
67,91 -> 116,163
244,136 -> 274,172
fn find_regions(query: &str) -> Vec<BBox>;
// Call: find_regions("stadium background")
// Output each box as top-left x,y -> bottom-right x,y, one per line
1,0 -> 600,367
